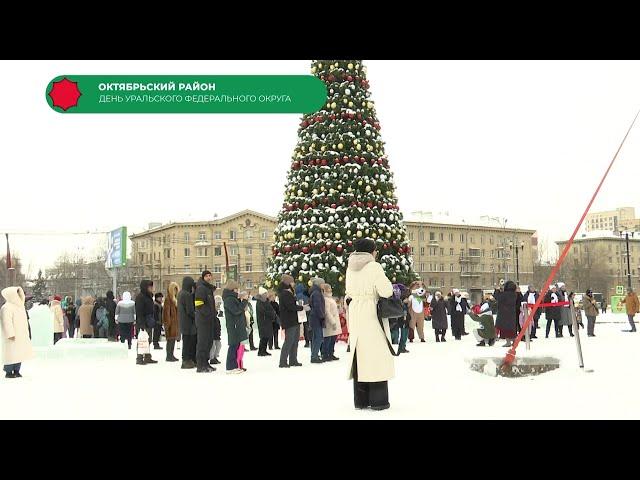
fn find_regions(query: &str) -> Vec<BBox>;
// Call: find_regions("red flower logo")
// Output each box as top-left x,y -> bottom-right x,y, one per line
48,77 -> 82,111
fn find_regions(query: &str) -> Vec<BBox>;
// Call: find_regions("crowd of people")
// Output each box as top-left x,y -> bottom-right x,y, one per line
2,250 -> 640,411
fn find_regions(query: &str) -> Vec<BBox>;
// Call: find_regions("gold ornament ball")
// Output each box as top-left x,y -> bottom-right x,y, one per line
356,230 -> 363,238
372,232 -> 377,238
338,276 -> 344,282
356,144 -> 362,150
331,102 -> 336,109
308,280 -> 313,287
337,143 -> 344,150
376,189 -> 381,194
312,189 -> 318,195
299,275 -> 304,282
386,232 -> 391,239
321,146 -> 326,151
335,232 -> 341,239
348,101 -> 353,107
358,180 -> 363,186
347,230 -> 352,236
365,185 -> 371,192
348,63 -> 353,69
318,63 -> 323,68
297,189 -> 303,196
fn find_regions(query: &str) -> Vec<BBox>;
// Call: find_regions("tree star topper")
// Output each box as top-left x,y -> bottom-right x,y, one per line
48,77 -> 82,111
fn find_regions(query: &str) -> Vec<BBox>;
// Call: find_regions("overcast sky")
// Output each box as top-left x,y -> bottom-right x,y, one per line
2,60 -> 640,277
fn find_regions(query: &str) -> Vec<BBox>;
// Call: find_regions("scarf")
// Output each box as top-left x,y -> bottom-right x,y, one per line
411,295 -> 424,313
455,296 -> 462,312
527,292 -> 536,304
551,292 -> 558,303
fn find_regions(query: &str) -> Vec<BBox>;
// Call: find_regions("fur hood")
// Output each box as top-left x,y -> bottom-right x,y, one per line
167,282 -> 179,305
1,286 -> 25,306
347,252 -> 374,272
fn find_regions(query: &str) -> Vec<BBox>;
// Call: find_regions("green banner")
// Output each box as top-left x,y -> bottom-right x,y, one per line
46,75 -> 326,114
228,265 -> 238,282
611,295 -> 626,314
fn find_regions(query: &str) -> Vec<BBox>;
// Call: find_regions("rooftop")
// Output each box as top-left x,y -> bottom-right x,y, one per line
403,211 -> 536,233
557,229 -> 640,243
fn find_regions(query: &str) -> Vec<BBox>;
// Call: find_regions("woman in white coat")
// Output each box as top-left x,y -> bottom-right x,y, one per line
321,283 -> 341,362
345,238 -> 394,411
1,286 -> 34,378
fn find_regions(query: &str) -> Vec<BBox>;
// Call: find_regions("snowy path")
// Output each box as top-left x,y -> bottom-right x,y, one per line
1,314 -> 638,419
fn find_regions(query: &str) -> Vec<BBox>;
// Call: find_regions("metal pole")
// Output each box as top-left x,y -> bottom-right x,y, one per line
570,300 -> 584,369
112,268 -> 118,297
516,245 -> 520,284
523,301 -> 530,351
625,232 -> 632,289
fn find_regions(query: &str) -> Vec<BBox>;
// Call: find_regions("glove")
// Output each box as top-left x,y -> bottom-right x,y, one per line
303,305 -> 311,312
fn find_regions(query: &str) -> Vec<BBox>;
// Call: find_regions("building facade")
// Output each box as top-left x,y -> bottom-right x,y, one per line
556,231 -> 640,298
129,210 -> 277,295
404,212 -> 537,303
129,209 -> 538,302
585,207 -> 639,232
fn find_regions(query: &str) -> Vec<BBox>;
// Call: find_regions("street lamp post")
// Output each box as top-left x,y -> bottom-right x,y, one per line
619,229 -> 634,289
509,240 -> 525,285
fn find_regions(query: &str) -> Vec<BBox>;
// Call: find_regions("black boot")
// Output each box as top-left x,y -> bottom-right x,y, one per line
181,360 -> 196,369
136,354 -> 145,365
166,340 -> 179,362
476,340 -> 486,346
435,336 -> 440,343
143,354 -> 158,364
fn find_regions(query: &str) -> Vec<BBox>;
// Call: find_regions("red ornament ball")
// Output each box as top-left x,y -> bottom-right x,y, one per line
302,247 -> 309,254
331,203 -> 337,209
321,159 -> 327,166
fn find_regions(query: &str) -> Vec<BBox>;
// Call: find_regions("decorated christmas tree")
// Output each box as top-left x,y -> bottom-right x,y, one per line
265,60 -> 416,296
31,269 -> 48,302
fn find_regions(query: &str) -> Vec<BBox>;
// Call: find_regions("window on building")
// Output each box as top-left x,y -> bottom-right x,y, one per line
245,230 -> 252,239
440,233 -> 444,241
450,264 -> 454,272
408,232 -> 414,241
459,234 -> 464,243
198,231 -> 206,241
449,233 -> 454,242
481,249 -> 485,257
245,280 -> 253,289
231,247 -> 238,256
429,232 -> 436,241
184,264 -> 190,272
246,245 -> 253,255
440,264 -> 444,272
139,253 -> 144,263
213,264 -> 221,273
429,247 -> 437,255
214,246 -> 222,256
420,247 -> 425,256
481,235 -> 485,244
440,248 -> 444,256
420,263 -> 425,271
184,232 -> 190,242
229,230 -> 237,240
469,235 -> 474,244
164,249 -> 171,259
214,231 -> 221,240
261,230 -> 268,240
460,249 -> 464,257
196,247 -> 208,257
184,248 -> 190,258
419,231 -> 425,241
449,248 -> 454,256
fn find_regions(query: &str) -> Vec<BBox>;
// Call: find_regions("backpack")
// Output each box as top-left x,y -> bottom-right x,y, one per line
96,306 -> 108,329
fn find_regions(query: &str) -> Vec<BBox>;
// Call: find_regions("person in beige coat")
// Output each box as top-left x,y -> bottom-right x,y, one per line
321,283 -> 341,362
1,286 -> 34,378
77,296 -> 95,338
50,295 -> 65,344
345,238 -> 394,411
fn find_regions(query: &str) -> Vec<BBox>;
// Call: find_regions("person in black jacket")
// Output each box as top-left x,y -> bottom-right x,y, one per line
209,295 -> 223,366
269,292 -> 280,350
194,271 -> 216,373
494,281 -> 518,347
152,292 -> 163,350
105,290 -> 117,341
255,287 -> 276,356
278,274 -> 305,368
309,277 -> 326,363
178,276 -> 196,369
543,284 -> 562,338
448,289 -> 469,340
223,280 -> 249,373
135,280 -> 158,365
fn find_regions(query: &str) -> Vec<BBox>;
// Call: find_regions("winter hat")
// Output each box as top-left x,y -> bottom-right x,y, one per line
480,302 -> 491,313
311,277 -> 325,286
53,295 -> 62,301
202,270 -> 212,278
258,286 -> 268,295
556,282 -> 565,289
280,274 -> 295,286
452,288 -> 460,295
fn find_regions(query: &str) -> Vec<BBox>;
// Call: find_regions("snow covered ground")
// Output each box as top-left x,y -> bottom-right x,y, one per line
1,313 -> 638,419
